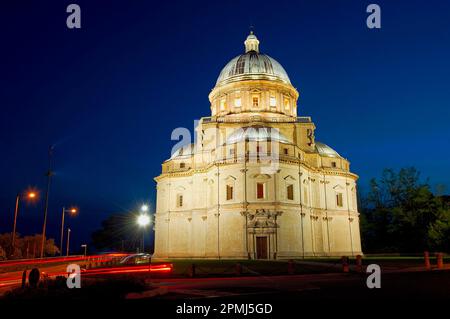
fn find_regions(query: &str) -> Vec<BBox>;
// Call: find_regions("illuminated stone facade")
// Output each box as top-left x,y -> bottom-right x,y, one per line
153,33 -> 362,259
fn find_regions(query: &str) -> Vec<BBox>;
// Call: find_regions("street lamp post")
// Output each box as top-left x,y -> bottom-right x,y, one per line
81,244 -> 87,257
137,205 -> 150,253
66,228 -> 71,257
11,195 -> 20,255
11,191 -> 38,256
137,204 -> 152,275
60,207 -> 78,256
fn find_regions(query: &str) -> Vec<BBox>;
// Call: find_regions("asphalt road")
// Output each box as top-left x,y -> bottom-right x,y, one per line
130,270 -> 450,301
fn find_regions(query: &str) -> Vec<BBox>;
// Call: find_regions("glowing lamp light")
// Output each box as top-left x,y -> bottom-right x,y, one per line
137,214 -> 150,227
141,204 -> 149,212
23,190 -> 39,203
67,207 -> 78,216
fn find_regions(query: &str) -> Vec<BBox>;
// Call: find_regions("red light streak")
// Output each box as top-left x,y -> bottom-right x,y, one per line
0,253 -> 134,268
0,263 -> 173,287
82,264 -> 173,276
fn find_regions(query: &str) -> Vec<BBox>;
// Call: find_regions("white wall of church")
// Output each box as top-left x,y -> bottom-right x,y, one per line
154,160 -> 362,259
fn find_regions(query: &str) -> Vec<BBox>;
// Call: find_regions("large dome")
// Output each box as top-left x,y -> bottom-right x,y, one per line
216,32 -> 291,86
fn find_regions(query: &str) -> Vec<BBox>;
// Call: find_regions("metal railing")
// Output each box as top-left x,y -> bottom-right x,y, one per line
202,116 -> 311,124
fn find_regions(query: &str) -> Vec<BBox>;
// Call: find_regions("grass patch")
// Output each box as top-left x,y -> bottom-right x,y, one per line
153,259 -> 339,277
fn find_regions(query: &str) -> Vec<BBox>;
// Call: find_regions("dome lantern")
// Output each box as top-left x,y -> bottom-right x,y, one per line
244,31 -> 260,53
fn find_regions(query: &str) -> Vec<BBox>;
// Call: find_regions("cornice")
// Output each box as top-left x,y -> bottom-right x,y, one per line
155,159 -> 358,181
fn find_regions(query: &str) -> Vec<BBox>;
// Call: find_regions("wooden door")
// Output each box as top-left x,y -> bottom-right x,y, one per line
256,237 -> 268,259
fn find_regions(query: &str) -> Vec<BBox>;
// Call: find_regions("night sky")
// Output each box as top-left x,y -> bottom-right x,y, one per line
1,0 -> 449,251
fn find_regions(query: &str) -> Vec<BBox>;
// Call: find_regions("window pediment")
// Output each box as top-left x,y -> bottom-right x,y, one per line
251,173 -> 271,180
225,175 -> 237,182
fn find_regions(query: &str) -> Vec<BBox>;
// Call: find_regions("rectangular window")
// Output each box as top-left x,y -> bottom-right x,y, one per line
257,183 -> 265,199
306,128 -> 313,146
226,185 -> 233,200
234,97 -> 242,107
270,96 -> 277,107
252,97 -> 259,107
336,193 -> 343,207
283,148 -> 289,155
284,98 -> 290,110
180,162 -> 185,169
287,184 -> 294,200
177,194 -> 183,207
229,148 -> 235,156
331,161 -> 337,168
220,98 -> 226,111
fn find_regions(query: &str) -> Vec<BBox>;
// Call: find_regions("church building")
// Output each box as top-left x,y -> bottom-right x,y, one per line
153,32 -> 362,259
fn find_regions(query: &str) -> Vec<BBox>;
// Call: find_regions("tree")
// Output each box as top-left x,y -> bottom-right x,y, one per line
0,245 -> 6,260
0,233 -> 14,257
0,233 -> 59,259
361,168 -> 450,253
91,213 -> 140,252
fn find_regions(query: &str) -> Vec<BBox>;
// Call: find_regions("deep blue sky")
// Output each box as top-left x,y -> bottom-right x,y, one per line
1,0 -> 449,250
